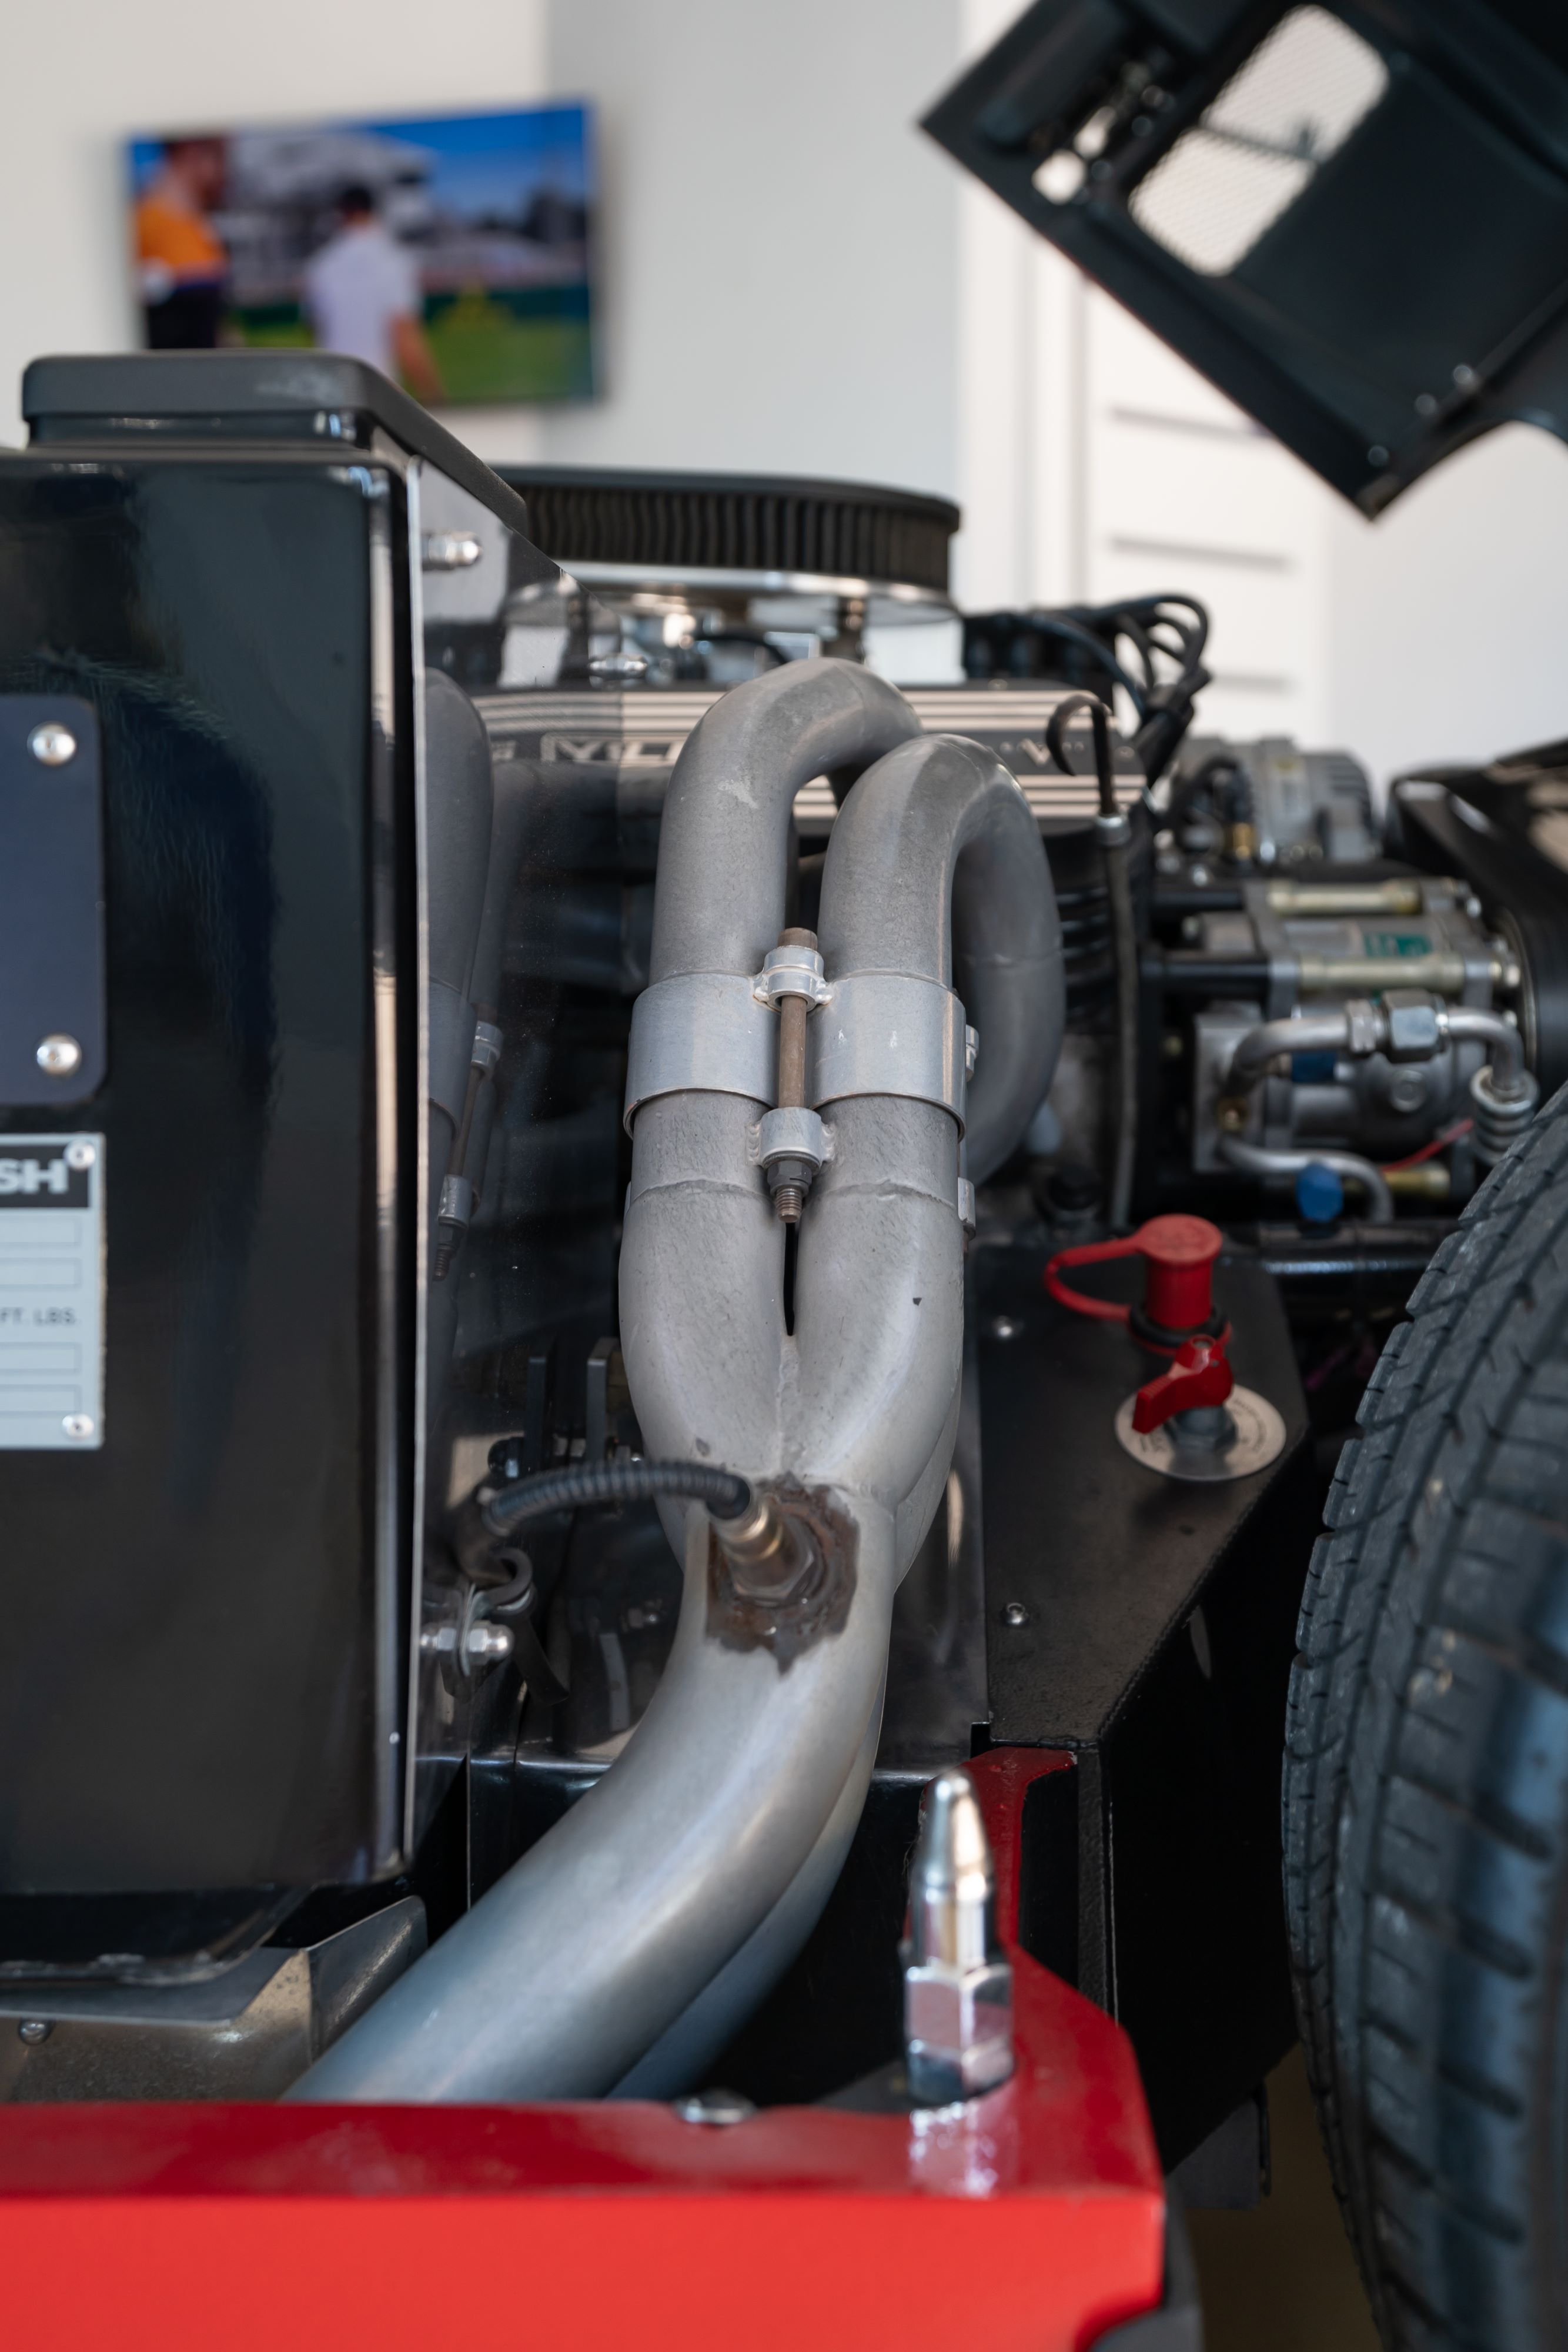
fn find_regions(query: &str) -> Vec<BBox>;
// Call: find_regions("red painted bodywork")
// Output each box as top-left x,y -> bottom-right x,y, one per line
0,1750 -> 1164,2352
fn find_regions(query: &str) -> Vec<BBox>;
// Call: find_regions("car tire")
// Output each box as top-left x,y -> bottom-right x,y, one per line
1285,1085 -> 1568,2350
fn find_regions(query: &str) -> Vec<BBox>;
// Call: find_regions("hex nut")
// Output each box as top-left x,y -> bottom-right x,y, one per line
905,1957 -> 1014,2103
1382,991 -> 1442,1061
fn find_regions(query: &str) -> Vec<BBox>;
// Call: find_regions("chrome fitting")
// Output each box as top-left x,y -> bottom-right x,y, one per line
1380,990 -> 1442,1060
965,1024 -> 979,1080
902,1768 -> 1014,2106
419,1619 -> 514,1669
1470,1061 -> 1540,1163
1343,997 -> 1382,1059
471,1020 -> 503,1074
1094,809 -> 1131,848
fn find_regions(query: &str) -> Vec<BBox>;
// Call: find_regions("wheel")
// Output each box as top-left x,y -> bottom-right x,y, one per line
1285,1087 -> 1568,2350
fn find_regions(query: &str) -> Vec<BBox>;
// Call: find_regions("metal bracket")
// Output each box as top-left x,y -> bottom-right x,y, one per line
810,972 -> 968,1127
624,965 -> 969,1134
754,943 -> 831,1009
624,971 -> 777,1131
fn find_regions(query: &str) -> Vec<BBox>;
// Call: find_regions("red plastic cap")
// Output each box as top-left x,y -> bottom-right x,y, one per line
1135,1214 -> 1222,1332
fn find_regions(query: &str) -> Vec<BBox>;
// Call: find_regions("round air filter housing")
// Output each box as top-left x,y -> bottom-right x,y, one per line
491,466 -> 961,689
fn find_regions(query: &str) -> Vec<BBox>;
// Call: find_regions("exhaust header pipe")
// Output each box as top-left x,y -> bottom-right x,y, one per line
290,662 -> 1061,2104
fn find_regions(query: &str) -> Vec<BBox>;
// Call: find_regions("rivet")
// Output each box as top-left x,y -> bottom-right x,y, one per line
27,723 -> 77,767
17,2020 -> 51,2045
1002,1601 -> 1030,1629
36,1034 -> 83,1078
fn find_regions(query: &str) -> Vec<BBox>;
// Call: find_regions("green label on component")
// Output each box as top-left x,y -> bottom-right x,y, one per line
1361,930 -> 1432,958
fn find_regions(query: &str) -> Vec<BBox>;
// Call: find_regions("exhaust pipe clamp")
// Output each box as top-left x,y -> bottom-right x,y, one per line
810,971 -> 969,1127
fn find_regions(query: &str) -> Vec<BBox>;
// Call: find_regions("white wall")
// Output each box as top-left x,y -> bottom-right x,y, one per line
4,0 -> 1565,784
1326,425 -> 1568,784
539,0 -> 961,493
950,0 -> 1335,746
0,0 -> 549,456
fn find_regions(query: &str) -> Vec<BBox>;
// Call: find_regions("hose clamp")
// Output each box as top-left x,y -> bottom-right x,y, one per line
624,971 -> 777,1131
809,972 -> 968,1128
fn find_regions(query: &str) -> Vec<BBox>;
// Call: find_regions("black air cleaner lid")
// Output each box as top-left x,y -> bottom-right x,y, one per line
493,466 -> 960,594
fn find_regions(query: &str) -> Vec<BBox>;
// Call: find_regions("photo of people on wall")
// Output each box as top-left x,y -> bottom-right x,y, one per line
128,105 -> 596,405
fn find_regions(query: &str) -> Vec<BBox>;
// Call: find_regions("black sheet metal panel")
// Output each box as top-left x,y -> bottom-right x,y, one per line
0,697 -> 105,1105
22,351 -> 556,587
922,1 -> 1568,512
979,1248 -> 1308,1744
977,1243 -> 1313,2165
0,445 -> 416,1906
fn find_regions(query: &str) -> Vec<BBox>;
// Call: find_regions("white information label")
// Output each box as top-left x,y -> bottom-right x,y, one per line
0,1134 -> 103,1449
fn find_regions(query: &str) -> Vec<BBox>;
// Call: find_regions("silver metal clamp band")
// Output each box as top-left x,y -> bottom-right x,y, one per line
809,972 -> 968,1127
624,972 -> 778,1131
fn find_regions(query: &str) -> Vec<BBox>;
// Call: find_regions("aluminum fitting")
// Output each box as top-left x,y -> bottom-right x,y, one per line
1343,997 -> 1382,1060
755,1105 -> 828,1172
903,1768 -> 1014,2106
753,943 -> 831,1010
438,1174 -> 474,1233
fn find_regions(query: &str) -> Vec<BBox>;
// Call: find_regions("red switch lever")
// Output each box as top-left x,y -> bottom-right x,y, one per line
1132,1334 -> 1235,1433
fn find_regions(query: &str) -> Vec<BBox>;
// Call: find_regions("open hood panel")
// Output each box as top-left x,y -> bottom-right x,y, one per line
924,2 -> 1568,512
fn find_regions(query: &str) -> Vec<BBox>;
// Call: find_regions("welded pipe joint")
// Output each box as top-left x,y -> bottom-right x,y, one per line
810,973 -> 968,1128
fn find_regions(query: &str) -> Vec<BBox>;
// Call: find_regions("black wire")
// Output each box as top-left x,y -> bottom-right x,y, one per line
1046,691 -> 1119,819
1047,691 -> 1138,1226
480,1458 -> 752,1539
1111,614 -> 1159,693
1022,613 -> 1149,714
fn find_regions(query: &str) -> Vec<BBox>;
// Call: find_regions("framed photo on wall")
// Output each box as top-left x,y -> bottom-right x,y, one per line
126,104 -> 597,406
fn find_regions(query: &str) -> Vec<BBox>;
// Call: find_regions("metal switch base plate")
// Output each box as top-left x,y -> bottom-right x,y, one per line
1113,1386 -> 1287,1484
